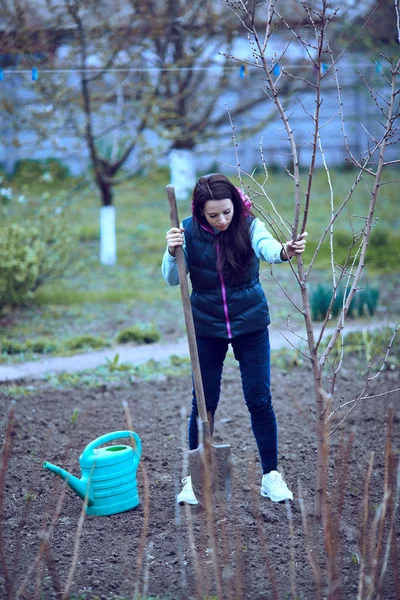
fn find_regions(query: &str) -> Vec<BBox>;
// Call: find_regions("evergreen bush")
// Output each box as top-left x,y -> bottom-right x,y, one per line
310,283 -> 379,321
12,158 -> 70,182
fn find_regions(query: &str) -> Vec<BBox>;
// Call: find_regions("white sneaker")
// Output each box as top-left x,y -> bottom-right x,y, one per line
177,476 -> 198,505
261,471 -> 293,502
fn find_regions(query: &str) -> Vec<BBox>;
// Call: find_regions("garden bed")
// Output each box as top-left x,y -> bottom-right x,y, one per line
1,355 -> 399,599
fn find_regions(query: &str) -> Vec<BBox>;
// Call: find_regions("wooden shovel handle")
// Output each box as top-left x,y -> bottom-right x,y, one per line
166,185 -> 208,425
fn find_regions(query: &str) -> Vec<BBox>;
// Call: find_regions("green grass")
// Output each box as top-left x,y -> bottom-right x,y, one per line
1,166 -> 399,351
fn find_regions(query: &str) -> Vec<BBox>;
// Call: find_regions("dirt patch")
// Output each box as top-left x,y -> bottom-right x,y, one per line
1,359 -> 399,599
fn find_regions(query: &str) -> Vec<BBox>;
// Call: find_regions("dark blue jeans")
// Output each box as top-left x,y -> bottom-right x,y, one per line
188,327 -> 278,474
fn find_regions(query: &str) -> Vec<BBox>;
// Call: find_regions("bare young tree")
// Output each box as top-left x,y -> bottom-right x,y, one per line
224,0 -> 400,517
1,0 -> 310,264
136,0 -> 308,199
0,0 -> 157,265
47,0 -> 157,265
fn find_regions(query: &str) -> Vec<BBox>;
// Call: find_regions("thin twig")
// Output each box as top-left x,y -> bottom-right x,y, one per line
357,452 -> 375,600
0,409 -> 14,599
61,489 -> 88,600
297,481 -> 322,599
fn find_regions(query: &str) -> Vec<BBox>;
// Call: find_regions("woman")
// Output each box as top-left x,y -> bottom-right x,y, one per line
162,174 -> 307,505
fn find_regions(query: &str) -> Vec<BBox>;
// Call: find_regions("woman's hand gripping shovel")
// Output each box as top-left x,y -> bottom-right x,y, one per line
166,185 -> 232,507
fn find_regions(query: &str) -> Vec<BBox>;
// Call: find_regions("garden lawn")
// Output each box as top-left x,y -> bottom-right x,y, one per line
1,167 -> 399,363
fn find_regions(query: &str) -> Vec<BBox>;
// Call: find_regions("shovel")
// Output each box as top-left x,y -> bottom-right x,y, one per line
166,185 -> 232,507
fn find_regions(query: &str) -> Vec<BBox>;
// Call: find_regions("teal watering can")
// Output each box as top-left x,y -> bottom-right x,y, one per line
43,430 -> 142,516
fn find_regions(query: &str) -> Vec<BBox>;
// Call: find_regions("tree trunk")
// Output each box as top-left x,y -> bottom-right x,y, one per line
169,148 -> 197,201
98,176 -> 113,207
314,380 -> 327,520
100,206 -> 116,266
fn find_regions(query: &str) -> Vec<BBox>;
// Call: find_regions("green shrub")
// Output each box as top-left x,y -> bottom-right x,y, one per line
334,230 -> 353,250
25,338 -> 59,354
170,354 -> 190,367
0,199 -> 85,311
116,325 -> 160,344
369,227 -> 389,246
0,338 -> 25,355
0,224 -> 43,310
12,159 -> 70,182
64,335 -> 110,351
32,205 -> 82,290
78,225 -> 100,241
0,336 -> 58,355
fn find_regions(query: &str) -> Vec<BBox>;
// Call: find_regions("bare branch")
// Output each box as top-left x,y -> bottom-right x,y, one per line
383,159 -> 400,166
265,266 -> 305,315
322,61 -> 400,364
327,324 -> 400,431
366,324 -> 400,383
396,0 -> 400,44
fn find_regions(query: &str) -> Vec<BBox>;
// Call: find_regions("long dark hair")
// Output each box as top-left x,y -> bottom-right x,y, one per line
192,174 -> 254,285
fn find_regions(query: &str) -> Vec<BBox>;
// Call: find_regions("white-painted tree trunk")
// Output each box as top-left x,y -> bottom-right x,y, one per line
169,148 -> 197,201
100,205 -> 117,266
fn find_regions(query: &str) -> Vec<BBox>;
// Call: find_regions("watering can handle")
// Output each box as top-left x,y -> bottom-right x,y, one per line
83,431 -> 142,459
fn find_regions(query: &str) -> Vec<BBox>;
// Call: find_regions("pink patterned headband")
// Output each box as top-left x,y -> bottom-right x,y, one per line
192,186 -> 252,218
236,187 -> 252,217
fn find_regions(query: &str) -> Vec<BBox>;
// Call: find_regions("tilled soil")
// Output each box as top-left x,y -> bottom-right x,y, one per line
0,358 -> 399,600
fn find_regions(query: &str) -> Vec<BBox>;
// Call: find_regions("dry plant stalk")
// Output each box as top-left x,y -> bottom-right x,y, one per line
225,465 -> 246,600
285,496 -> 297,600
122,400 -> 151,600
0,409 -> 16,599
358,410 -> 399,600
297,480 -> 322,599
61,485 -> 89,600
15,481 -> 68,598
179,407 -> 204,599
200,439 -> 224,599
1,408 -> 68,600
249,460 -> 279,600
225,0 -> 400,519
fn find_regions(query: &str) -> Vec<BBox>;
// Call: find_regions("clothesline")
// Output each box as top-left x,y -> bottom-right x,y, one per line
0,61 -> 383,82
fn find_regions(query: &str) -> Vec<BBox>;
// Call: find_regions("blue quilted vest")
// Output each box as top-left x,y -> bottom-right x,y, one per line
182,216 -> 270,339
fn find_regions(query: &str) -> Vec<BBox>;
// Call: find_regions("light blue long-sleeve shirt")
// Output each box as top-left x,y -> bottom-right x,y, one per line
161,217 -> 286,286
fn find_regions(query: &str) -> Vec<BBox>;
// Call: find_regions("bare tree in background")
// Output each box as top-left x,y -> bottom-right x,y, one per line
135,0 -> 308,199
0,0 -> 308,263
224,0 -> 400,517
0,0 -> 157,265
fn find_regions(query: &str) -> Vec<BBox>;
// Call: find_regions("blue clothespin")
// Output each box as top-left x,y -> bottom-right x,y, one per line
273,63 -> 280,76
239,65 -> 247,78
321,63 -> 328,75
32,67 -> 38,81
0,69 -> 3,82
376,61 -> 381,73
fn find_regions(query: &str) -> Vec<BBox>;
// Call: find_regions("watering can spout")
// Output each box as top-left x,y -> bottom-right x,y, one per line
43,461 -> 94,506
